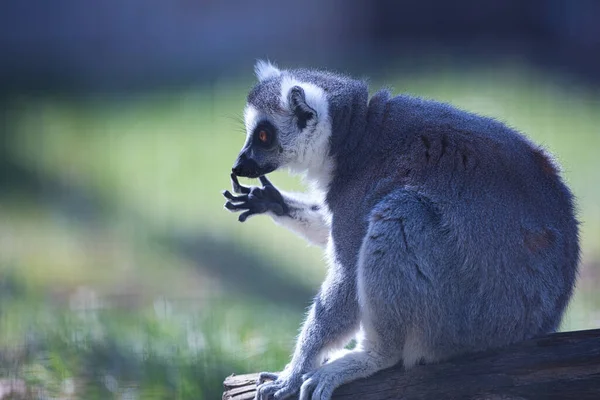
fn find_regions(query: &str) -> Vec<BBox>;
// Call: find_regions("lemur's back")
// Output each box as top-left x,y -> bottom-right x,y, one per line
370,91 -> 577,231
329,90 -> 579,352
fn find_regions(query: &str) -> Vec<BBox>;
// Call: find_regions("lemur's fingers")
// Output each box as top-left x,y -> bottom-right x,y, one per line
257,372 -> 279,385
301,371 -> 315,381
298,378 -> 316,400
224,201 -> 251,212
231,173 -> 250,194
255,381 -> 281,400
238,210 -> 255,222
259,175 -> 273,187
273,385 -> 297,399
222,190 -> 248,202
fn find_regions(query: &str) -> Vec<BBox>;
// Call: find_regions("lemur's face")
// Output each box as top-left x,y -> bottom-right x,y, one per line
232,61 -> 331,179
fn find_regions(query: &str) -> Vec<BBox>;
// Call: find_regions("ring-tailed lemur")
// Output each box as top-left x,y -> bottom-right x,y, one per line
222,61 -> 579,400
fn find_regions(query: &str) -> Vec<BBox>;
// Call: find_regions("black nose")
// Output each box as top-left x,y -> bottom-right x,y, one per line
232,152 -> 259,177
231,153 -> 246,176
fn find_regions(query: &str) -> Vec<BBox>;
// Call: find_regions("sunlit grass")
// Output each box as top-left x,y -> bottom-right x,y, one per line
0,285 -> 300,399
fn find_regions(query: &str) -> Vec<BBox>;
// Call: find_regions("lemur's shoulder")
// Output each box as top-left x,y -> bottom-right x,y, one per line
366,89 -> 535,154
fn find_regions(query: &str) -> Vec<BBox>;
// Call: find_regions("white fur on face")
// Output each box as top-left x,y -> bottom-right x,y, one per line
279,76 -> 334,193
242,104 -> 260,150
243,104 -> 260,133
254,60 -> 281,81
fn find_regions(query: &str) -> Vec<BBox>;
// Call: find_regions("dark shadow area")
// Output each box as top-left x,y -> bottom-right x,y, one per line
161,233 -> 314,310
0,102 -> 110,224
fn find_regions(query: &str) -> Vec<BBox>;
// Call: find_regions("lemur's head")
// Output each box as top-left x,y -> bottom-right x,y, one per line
232,61 -> 366,185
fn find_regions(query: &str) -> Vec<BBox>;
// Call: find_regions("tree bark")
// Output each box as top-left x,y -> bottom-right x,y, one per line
223,328 -> 600,400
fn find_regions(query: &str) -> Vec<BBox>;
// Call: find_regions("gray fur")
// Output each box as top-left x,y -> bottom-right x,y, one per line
223,62 -> 580,400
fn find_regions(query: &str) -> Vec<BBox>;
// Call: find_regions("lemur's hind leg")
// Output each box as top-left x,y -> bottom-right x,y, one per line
300,189 -> 446,400
299,335 -> 402,400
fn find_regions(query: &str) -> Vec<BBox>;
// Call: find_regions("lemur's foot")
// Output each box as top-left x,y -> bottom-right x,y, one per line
255,370 -> 303,400
223,174 -> 288,222
299,366 -> 339,400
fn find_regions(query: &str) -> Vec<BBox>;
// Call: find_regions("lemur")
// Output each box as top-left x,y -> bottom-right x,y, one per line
222,61 -> 580,400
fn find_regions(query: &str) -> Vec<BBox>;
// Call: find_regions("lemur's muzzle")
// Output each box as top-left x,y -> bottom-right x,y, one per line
232,151 -> 276,178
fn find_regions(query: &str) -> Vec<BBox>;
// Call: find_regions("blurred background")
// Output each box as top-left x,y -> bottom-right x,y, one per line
1,0 -> 599,398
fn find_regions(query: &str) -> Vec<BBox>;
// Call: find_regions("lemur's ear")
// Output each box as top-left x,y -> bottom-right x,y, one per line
288,86 -> 316,130
254,60 -> 281,81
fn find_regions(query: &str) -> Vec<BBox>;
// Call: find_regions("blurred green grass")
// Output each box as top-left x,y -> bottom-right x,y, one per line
1,64 -> 599,398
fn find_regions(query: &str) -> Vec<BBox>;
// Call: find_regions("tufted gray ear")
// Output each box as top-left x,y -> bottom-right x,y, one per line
254,60 -> 281,81
288,86 -> 316,130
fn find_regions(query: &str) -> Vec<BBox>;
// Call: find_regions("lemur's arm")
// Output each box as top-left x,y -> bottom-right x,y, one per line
269,191 -> 330,247
223,174 -> 329,247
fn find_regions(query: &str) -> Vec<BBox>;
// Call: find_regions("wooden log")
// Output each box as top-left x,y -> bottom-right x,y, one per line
223,329 -> 600,400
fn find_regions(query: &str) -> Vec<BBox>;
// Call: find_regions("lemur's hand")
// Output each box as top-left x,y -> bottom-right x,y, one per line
255,368 -> 304,400
223,174 -> 289,222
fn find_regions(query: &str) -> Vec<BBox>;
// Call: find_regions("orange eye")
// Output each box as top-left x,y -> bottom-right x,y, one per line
258,130 -> 268,142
